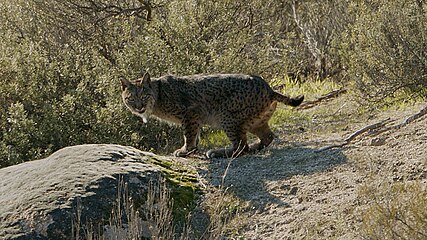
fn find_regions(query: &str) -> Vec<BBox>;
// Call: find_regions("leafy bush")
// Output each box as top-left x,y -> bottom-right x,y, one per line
0,20 -> 181,167
0,0 -> 425,167
0,0 -> 349,167
344,0 -> 427,102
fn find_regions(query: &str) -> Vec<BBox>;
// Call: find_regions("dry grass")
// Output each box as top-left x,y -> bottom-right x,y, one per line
72,172 -> 248,240
358,181 -> 427,240
72,178 -> 176,240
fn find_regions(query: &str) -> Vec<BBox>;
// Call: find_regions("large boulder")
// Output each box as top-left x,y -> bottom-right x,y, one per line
0,144 -> 199,240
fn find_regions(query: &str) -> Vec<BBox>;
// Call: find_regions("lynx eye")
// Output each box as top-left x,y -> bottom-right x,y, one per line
127,97 -> 136,103
142,95 -> 150,101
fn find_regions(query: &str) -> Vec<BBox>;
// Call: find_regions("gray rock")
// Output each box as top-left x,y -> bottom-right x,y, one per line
370,137 -> 386,146
0,144 -> 198,240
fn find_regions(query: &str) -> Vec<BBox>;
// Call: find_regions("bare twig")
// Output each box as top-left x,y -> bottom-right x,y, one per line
221,141 -> 246,186
297,88 -> 348,110
332,102 -> 347,116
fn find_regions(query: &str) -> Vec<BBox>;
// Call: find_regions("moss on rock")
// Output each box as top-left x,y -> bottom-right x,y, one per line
144,156 -> 201,220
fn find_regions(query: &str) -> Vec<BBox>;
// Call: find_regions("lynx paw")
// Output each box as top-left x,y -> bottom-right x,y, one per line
205,149 -> 217,159
205,148 -> 234,159
174,147 -> 197,157
174,149 -> 189,157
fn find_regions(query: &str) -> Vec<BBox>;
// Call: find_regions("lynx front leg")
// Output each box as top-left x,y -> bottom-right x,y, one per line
174,120 -> 200,157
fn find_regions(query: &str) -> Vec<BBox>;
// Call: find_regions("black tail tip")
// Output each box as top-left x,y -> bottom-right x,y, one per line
290,95 -> 304,107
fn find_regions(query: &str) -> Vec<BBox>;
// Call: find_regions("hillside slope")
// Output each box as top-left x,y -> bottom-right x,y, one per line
201,104 -> 427,239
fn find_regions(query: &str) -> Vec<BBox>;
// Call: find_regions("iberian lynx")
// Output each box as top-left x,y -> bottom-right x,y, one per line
121,73 -> 303,158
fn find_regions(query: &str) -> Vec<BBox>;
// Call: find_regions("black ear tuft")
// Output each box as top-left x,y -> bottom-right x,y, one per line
120,77 -> 131,91
142,72 -> 151,87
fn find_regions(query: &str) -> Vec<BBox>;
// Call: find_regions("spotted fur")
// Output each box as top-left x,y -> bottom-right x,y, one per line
121,73 -> 304,158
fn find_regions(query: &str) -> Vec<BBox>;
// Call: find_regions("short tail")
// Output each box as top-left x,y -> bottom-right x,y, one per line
273,92 -> 304,107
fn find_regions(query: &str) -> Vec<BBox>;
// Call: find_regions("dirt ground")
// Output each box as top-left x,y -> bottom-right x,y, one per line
194,103 -> 427,239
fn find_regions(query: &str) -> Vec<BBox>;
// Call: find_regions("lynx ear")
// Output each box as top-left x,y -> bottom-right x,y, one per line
120,77 -> 131,91
142,72 -> 151,88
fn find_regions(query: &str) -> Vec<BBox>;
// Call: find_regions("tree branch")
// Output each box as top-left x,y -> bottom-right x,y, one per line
394,105 -> 427,129
316,118 -> 393,152
316,104 -> 427,152
296,88 -> 347,110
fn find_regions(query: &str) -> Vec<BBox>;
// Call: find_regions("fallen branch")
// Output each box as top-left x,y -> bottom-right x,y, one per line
316,104 -> 427,152
297,88 -> 347,110
343,118 -> 393,143
316,118 -> 393,152
394,105 -> 427,129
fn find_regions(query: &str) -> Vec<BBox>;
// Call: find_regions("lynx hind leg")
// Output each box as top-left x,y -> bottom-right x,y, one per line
248,102 -> 276,151
249,122 -> 275,151
174,120 -> 200,157
206,126 -> 249,159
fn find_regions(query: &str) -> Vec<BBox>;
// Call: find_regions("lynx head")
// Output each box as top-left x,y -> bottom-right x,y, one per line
121,73 -> 156,123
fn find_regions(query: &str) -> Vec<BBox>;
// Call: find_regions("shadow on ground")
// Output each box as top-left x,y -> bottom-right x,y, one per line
204,145 -> 347,207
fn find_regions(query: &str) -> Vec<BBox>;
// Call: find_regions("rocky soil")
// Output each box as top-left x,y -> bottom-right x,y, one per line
199,103 -> 427,239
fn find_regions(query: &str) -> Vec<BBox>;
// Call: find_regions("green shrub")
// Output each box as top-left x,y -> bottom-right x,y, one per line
359,181 -> 427,240
344,0 -> 427,102
0,0 -> 348,167
1,0 -> 424,167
